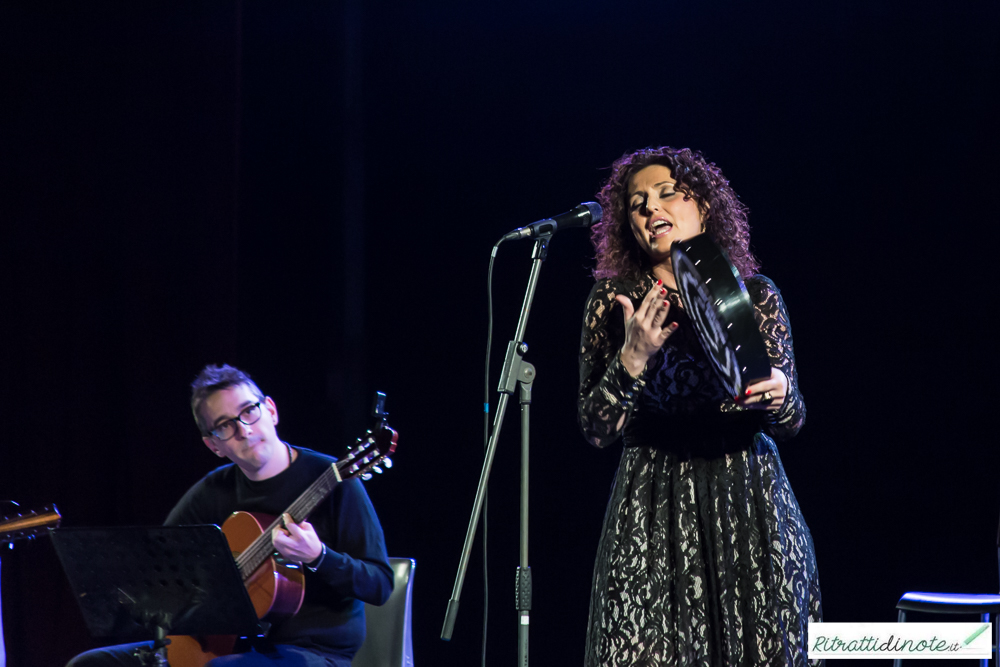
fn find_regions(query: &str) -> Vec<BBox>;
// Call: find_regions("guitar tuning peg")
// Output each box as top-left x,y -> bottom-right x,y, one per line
372,465 -> 382,475
383,458 -> 393,469
361,472 -> 373,481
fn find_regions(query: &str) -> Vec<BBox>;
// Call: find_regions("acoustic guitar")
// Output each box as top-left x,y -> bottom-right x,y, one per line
166,423 -> 398,667
0,504 -> 62,544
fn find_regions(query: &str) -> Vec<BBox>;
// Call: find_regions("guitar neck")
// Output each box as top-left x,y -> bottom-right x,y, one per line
235,462 -> 345,579
0,506 -> 61,544
230,424 -> 396,580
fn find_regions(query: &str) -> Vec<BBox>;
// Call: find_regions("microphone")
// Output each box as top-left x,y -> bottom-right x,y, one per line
501,202 -> 602,241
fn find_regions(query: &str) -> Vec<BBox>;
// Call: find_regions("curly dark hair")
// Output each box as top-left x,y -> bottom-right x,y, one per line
592,146 -> 759,281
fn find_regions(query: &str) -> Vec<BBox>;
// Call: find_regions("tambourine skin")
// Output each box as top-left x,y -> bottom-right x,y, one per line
671,234 -> 771,396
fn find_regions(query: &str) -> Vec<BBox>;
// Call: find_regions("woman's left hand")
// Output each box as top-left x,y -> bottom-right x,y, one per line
738,368 -> 788,411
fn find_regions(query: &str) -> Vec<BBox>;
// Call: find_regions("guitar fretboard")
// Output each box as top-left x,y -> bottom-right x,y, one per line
234,462 -> 343,579
230,431 -> 392,580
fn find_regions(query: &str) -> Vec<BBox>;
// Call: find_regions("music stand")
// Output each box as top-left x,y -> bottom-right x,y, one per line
52,526 -> 260,664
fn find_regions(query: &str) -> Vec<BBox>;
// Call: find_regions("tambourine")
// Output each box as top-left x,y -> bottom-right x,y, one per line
671,233 -> 770,396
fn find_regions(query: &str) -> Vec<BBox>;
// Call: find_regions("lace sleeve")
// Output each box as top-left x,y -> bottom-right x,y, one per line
577,279 -> 649,448
747,276 -> 806,441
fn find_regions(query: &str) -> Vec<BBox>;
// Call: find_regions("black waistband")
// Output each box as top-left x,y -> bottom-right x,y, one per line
622,411 -> 766,461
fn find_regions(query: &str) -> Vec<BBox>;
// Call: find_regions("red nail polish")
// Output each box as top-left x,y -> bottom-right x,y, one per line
745,388 -> 752,396
660,288 -> 667,295
657,279 -> 662,286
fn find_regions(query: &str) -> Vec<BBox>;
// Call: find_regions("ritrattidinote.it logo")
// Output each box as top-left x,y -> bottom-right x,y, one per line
808,622 -> 992,659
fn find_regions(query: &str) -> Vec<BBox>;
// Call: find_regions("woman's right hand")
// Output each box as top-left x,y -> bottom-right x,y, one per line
615,281 -> 679,377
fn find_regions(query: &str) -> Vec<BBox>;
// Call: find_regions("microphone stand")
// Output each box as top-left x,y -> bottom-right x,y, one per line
442,233 -> 550,667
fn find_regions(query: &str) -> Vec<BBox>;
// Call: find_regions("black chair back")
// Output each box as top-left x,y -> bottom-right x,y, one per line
352,558 -> 415,667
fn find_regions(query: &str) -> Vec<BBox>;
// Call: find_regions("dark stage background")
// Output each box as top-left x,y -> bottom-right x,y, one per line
2,2 -> 998,665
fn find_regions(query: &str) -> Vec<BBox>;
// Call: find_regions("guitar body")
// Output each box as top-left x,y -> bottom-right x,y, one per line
163,635 -> 237,667
166,512 -> 305,667
224,511 -> 306,618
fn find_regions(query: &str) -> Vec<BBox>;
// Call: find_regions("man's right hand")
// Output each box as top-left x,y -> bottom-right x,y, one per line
272,512 -> 323,565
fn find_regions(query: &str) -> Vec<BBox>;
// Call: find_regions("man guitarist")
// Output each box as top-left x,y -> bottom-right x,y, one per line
68,364 -> 394,666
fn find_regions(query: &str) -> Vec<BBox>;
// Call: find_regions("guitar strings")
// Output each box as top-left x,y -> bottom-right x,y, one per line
235,465 -> 341,574
234,441 -> 380,575
234,465 -> 341,575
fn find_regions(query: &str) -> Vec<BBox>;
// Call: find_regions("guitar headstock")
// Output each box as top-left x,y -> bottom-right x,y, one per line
339,392 -> 398,481
1,504 -> 62,545
371,391 -> 388,425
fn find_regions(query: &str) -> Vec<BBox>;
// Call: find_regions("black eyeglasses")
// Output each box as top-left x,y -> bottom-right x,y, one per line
207,402 -> 263,440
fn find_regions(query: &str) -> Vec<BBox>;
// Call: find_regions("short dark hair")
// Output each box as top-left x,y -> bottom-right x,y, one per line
190,364 -> 265,434
591,146 -> 760,281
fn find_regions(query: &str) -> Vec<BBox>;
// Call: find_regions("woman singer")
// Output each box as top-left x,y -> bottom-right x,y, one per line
579,146 -> 821,666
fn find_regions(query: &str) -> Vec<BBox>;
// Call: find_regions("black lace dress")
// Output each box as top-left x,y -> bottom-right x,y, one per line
579,273 -> 821,667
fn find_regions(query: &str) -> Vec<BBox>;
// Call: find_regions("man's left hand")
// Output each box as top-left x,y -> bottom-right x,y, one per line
272,513 -> 323,564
